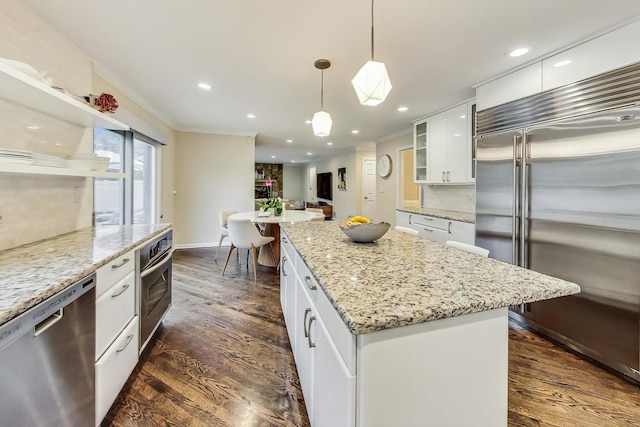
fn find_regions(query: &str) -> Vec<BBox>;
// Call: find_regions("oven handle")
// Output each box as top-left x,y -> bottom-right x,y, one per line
141,249 -> 173,278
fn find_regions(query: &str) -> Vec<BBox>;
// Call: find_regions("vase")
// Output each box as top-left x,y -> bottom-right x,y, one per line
275,206 -> 283,216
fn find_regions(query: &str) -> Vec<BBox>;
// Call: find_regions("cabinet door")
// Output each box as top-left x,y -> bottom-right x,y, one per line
426,112 -> 447,183
449,221 -> 476,245
295,279 -> 315,421
476,63 -> 542,110
445,104 -> 469,183
312,315 -> 356,427
414,120 -> 428,183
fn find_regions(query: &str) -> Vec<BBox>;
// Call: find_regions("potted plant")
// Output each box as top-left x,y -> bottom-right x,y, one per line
257,178 -> 283,215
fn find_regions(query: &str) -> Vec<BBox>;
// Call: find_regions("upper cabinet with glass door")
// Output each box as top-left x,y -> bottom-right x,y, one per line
413,100 -> 474,185
413,120 -> 428,183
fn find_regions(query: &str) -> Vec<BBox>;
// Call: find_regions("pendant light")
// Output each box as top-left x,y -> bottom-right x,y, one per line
351,0 -> 392,106
312,59 -> 332,137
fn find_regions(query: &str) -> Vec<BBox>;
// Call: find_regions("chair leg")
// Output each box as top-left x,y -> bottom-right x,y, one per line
215,234 -> 225,260
251,245 -> 258,282
222,244 -> 235,277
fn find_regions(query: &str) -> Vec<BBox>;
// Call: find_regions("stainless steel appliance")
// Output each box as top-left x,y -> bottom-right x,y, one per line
0,274 -> 96,426
475,62 -> 640,383
138,230 -> 173,352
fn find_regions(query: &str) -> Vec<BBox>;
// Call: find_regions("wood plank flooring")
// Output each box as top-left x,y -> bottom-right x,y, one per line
103,247 -> 640,427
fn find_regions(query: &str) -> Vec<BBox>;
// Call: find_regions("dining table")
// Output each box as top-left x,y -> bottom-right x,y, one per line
228,210 -> 324,267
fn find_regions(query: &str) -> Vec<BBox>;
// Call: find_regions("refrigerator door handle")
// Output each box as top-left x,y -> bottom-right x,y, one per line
519,133 -> 529,269
512,135 -> 519,266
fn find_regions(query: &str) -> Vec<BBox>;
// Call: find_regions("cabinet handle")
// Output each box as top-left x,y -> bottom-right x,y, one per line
111,258 -> 130,269
307,316 -> 316,348
447,171 -> 451,182
448,222 -> 452,234
116,334 -> 134,353
442,171 -> 445,182
282,256 -> 288,276
303,308 -> 311,337
283,237 -> 288,243
304,276 -> 317,291
422,227 -> 434,233
408,214 -> 412,224
111,284 -> 130,298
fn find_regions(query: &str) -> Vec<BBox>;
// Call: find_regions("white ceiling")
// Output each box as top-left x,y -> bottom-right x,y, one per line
25,0 -> 640,163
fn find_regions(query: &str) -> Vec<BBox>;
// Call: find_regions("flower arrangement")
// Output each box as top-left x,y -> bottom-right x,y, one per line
257,178 -> 283,215
83,93 -> 119,113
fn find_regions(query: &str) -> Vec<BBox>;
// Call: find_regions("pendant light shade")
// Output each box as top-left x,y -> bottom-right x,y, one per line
312,59 -> 332,137
312,110 -> 332,137
352,60 -> 392,106
352,0 -> 391,106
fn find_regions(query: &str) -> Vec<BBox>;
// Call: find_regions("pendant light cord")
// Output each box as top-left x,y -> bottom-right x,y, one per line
320,69 -> 324,110
370,0 -> 375,61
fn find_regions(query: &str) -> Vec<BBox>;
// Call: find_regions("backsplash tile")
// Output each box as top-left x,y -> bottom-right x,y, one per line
422,184 -> 476,214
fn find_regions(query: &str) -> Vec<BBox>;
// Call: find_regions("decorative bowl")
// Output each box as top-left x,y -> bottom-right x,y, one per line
339,217 -> 391,243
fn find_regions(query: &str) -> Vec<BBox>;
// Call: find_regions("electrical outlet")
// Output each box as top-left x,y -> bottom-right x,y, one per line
466,195 -> 475,204
0,215 -> 4,230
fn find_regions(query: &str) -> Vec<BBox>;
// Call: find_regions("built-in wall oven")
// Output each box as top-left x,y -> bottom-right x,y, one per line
138,230 -> 173,352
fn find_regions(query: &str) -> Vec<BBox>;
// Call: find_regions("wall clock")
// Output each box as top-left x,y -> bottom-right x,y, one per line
377,154 -> 392,178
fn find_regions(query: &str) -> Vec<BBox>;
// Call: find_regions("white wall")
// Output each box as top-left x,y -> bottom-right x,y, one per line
283,164 -> 304,201
0,0 -> 93,250
174,131 -> 255,247
376,133 -> 413,225
304,148 -> 375,219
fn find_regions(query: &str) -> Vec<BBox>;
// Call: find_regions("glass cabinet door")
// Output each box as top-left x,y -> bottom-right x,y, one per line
414,120 -> 427,183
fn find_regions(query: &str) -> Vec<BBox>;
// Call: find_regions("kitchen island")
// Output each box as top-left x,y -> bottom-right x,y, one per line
279,221 -> 580,427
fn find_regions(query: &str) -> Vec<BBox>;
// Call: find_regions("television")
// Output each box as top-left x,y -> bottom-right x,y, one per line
316,172 -> 332,201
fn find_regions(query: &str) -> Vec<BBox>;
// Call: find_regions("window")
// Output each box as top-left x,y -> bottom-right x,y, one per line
94,129 -> 159,225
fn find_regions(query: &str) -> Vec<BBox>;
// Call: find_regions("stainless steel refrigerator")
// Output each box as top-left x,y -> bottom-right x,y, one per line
475,62 -> 640,383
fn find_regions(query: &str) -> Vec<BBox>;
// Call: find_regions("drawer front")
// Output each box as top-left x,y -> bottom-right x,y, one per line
316,285 -> 356,376
407,213 -> 450,231
96,249 -> 135,298
449,221 -> 476,245
96,316 -> 139,426
296,259 -> 319,302
96,271 -> 136,360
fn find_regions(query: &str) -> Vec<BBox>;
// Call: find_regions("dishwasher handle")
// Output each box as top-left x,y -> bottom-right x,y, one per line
34,309 -> 63,337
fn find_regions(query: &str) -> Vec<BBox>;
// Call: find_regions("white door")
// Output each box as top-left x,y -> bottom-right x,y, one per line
362,158 -> 376,218
308,166 -> 317,203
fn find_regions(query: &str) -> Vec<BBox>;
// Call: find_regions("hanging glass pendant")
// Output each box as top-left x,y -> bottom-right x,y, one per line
312,110 -> 332,137
352,60 -> 392,106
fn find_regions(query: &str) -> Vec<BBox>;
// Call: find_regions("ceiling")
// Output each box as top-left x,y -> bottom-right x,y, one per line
25,0 -> 640,164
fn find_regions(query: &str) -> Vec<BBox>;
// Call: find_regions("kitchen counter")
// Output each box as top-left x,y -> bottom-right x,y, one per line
396,207 -> 475,223
0,223 -> 172,327
280,221 -> 580,335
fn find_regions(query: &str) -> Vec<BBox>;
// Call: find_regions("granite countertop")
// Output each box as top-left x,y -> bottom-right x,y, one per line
396,207 -> 475,223
0,223 -> 172,327
281,221 -> 580,335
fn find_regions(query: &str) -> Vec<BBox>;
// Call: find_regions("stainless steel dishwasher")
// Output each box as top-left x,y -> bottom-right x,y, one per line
0,273 -> 95,426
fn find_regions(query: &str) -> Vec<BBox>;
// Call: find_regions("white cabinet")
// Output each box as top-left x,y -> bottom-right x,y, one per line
542,20 -> 640,91
413,120 -> 428,183
281,231 -> 356,427
476,63 -> 542,111
414,101 -> 473,185
426,102 -> 471,184
95,250 -> 137,426
396,210 -> 475,244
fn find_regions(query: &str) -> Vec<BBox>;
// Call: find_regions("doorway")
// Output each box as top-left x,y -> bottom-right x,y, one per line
398,146 -> 421,210
362,158 -> 376,218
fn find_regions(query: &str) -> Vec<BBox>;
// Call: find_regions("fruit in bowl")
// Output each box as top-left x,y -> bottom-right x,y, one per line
339,216 -> 391,243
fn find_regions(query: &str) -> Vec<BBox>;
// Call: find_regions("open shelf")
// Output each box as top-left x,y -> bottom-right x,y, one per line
0,61 -> 129,131
0,163 -> 127,178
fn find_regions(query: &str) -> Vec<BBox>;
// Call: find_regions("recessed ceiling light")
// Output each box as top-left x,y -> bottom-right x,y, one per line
197,82 -> 212,90
27,125 -> 40,130
271,155 -> 276,159
286,139 -> 293,143
554,59 -> 572,68
459,115 -> 466,119
305,120 -> 312,124
307,152 -> 312,155
246,113 -> 256,119
351,130 -> 359,134
508,47 -> 530,57
453,133 -> 462,137
397,106 -> 408,112
327,142 -> 333,146
291,160 -> 296,163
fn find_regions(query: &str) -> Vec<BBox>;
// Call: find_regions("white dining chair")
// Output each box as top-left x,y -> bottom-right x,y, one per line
394,226 -> 419,236
445,240 -> 490,257
215,209 -> 238,260
223,218 -> 275,282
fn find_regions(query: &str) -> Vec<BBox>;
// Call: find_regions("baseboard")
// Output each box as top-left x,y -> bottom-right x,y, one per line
173,242 -> 230,250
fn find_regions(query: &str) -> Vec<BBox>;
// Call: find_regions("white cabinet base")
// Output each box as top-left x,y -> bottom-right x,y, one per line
356,307 -> 508,427
95,316 -> 139,426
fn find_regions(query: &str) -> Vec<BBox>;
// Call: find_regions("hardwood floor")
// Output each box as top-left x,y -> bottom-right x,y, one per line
104,247 -> 640,427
